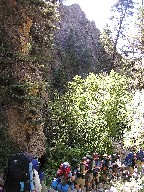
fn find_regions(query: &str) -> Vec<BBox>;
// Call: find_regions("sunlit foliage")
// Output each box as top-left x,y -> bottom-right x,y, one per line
124,89 -> 144,149
47,70 -> 131,155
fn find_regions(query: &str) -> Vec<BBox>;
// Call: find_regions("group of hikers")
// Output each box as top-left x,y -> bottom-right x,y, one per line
0,149 -> 144,192
51,149 -> 144,192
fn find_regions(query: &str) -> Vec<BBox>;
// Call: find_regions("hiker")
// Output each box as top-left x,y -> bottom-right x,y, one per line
38,155 -> 47,192
70,158 -> 79,191
101,154 -> 109,183
51,161 -> 74,192
112,161 -> 119,179
32,158 -> 44,192
92,153 -> 101,190
85,155 -> 94,192
32,154 -> 48,192
137,148 -> 144,166
111,154 -> 118,164
3,152 -> 40,192
124,151 -> 135,177
75,157 -> 87,192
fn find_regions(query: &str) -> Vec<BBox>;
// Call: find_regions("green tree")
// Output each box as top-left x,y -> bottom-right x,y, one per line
110,0 -> 135,69
98,24 -> 114,72
120,2 -> 144,90
124,89 -> 144,149
122,1 -> 143,59
47,71 -> 131,155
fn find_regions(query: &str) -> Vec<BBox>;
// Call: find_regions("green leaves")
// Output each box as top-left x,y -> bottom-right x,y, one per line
124,89 -> 144,149
108,0 -> 135,68
43,71 -> 133,185
48,71 -> 131,154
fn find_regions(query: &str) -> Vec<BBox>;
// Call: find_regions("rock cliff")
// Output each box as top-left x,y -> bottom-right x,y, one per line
51,4 -> 104,90
0,0 -> 58,169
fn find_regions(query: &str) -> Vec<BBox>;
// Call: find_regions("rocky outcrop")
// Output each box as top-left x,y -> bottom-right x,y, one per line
56,4 -> 100,60
52,4 -> 103,90
0,0 -> 52,165
1,0 -> 33,55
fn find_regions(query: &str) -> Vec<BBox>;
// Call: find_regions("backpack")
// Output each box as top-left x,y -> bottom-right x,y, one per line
4,153 -> 33,192
111,154 -> 118,163
70,158 -> 79,176
77,163 -> 86,179
137,150 -> 144,161
93,159 -> 101,176
102,159 -> 109,171
86,160 -> 94,174
124,152 -> 134,166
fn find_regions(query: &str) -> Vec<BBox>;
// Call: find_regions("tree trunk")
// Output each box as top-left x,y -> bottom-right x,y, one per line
110,16 -> 124,70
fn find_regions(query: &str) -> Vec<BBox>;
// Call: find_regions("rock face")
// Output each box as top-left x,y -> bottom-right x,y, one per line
56,3 -> 100,62
52,4 -> 103,90
0,0 -> 48,168
0,2 -> 110,168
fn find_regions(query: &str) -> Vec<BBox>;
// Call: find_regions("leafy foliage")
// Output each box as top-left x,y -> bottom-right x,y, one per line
117,3 -> 144,90
124,89 -> 144,149
109,0 -> 135,68
46,71 -> 131,155
97,25 -> 114,72
0,0 -> 60,168
0,127 -> 19,171
43,71 -> 132,185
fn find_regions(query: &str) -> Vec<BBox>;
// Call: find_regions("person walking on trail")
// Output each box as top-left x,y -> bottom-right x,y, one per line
51,161 -> 75,192
124,151 -> 135,177
32,157 -> 47,192
85,155 -> 94,192
3,152 -> 43,192
70,158 -> 79,191
75,157 -> 87,192
101,154 -> 109,183
3,153 -> 34,192
92,153 -> 101,190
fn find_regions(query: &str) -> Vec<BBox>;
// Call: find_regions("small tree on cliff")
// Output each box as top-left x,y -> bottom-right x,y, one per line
110,0 -> 135,69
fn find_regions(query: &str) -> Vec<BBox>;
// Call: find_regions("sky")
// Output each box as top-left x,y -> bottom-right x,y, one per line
64,0 -> 117,31
63,0 -> 141,57
64,0 -> 140,32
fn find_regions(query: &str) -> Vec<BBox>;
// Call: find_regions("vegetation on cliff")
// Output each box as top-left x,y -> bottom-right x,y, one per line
0,0 -> 59,169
